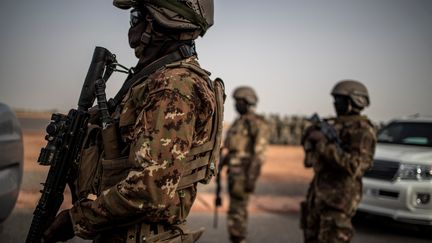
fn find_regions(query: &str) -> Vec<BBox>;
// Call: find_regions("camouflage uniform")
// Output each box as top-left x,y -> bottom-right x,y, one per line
223,110 -> 269,243
65,1 -> 223,242
301,80 -> 376,243
70,57 -> 223,242
267,114 -> 279,144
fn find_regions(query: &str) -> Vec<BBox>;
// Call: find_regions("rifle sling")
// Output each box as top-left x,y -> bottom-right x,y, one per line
109,45 -> 196,110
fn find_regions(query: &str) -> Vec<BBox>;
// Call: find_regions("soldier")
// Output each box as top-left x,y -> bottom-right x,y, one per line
42,0 -> 224,242
280,116 -> 291,145
220,86 -> 269,243
300,80 -> 376,243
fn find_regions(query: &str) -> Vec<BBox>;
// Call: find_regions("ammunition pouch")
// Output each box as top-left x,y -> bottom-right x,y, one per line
100,156 -> 135,191
76,122 -> 133,198
75,125 -> 103,199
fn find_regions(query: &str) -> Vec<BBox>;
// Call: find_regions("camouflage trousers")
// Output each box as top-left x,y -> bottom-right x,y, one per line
300,201 -> 354,243
227,166 -> 250,243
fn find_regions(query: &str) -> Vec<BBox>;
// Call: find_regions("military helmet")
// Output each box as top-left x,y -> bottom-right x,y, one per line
331,79 -> 370,108
113,0 -> 214,38
233,86 -> 258,105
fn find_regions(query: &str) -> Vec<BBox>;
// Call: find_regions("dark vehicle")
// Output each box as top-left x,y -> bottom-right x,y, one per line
0,103 -> 23,223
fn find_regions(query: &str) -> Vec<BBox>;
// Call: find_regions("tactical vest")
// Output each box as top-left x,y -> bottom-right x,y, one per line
225,118 -> 251,156
225,114 -> 264,159
166,60 -> 225,189
74,60 -> 224,242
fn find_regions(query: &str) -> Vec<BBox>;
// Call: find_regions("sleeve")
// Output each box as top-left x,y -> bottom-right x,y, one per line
70,88 -> 196,238
318,125 -> 376,177
253,118 -> 270,162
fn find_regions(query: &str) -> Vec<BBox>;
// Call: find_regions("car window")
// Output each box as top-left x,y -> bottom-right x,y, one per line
377,122 -> 432,147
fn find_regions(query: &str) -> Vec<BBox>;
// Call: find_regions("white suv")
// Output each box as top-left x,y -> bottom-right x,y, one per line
358,115 -> 432,228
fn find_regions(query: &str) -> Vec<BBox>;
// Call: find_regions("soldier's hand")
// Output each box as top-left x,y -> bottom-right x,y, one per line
42,209 -> 75,243
306,130 -> 326,143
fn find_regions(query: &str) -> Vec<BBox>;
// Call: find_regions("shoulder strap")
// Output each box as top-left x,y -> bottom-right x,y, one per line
108,45 -> 196,110
165,59 -> 213,90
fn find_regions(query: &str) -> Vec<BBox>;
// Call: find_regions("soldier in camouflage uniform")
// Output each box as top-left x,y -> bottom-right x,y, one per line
300,80 -> 376,243
280,116 -> 291,145
267,114 -> 278,144
220,86 -> 269,243
42,0 -> 225,242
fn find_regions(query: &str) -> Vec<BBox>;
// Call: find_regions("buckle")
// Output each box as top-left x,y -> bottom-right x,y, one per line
178,45 -> 195,58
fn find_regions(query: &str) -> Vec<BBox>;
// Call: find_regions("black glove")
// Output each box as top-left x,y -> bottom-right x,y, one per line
306,130 -> 326,144
42,209 -> 75,243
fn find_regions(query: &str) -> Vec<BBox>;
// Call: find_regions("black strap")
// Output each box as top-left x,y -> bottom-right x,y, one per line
108,45 -> 196,110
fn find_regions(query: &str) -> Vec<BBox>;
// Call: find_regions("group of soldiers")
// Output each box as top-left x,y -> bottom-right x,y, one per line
218,79 -> 377,243
266,114 -> 310,145
220,80 -> 376,243
35,1 -> 376,243
266,115 -> 383,146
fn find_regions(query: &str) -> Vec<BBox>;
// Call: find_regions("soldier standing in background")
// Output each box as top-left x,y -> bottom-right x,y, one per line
300,80 -> 376,243
220,86 -> 269,243
42,0 -> 224,242
267,114 -> 279,144
280,116 -> 292,145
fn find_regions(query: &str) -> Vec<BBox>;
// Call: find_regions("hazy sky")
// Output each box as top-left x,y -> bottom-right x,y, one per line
0,0 -> 431,122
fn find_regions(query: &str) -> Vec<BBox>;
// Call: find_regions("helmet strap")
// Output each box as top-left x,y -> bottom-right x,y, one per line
140,16 -> 154,45
349,100 -> 363,115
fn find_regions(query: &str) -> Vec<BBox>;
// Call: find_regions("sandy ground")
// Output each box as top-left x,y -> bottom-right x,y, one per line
18,131 -> 312,214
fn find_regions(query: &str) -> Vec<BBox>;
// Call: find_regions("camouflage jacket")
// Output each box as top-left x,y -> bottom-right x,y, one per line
307,115 -> 376,213
224,112 -> 269,165
69,57 -> 217,238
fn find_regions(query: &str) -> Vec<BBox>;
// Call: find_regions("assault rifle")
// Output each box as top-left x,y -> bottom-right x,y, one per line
26,46 -> 128,243
27,44 -> 195,242
309,113 -> 343,152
